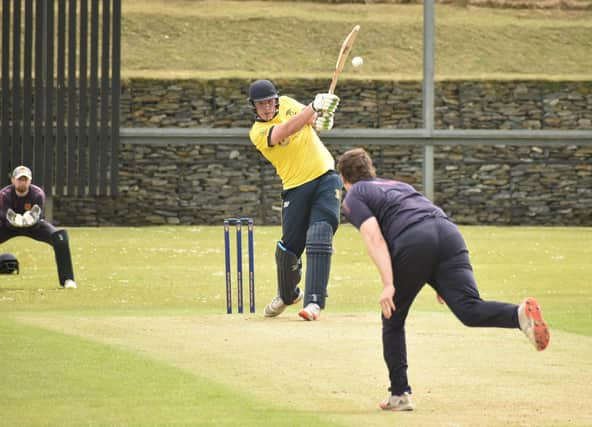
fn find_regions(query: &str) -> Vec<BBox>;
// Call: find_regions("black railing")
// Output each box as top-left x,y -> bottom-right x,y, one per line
0,0 -> 121,196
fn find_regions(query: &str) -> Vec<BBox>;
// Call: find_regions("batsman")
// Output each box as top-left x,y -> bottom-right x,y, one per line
0,165 -> 77,289
248,79 -> 341,321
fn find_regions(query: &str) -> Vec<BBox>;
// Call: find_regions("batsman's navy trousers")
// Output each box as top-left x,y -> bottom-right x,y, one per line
280,170 -> 342,256
384,216 -> 520,395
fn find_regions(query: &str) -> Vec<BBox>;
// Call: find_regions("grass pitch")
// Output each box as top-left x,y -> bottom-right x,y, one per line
1,225 -> 591,426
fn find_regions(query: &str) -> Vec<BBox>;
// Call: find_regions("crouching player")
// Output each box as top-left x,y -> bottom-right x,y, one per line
0,166 -> 77,289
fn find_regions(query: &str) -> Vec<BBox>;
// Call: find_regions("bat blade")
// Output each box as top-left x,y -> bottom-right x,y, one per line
329,25 -> 360,94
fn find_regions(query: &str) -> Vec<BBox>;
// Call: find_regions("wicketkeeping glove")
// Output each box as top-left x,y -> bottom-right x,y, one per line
6,208 -> 24,228
314,112 -> 335,132
312,93 -> 340,114
22,205 -> 41,227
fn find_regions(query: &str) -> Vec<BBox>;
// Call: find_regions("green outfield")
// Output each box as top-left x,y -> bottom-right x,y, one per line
1,226 -> 591,426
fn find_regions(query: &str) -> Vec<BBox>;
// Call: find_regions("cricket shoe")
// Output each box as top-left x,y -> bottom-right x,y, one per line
518,297 -> 550,351
379,392 -> 413,412
63,279 -> 77,289
298,303 -> 321,321
263,288 -> 303,318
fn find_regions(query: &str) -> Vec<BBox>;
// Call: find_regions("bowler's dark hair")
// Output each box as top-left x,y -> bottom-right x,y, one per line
337,148 -> 376,184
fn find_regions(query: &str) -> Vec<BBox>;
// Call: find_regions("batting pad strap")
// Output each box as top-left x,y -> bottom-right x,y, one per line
275,241 -> 302,305
305,222 -> 333,255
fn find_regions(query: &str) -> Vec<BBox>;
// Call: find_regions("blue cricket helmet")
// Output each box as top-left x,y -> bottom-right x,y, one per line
248,79 -> 279,104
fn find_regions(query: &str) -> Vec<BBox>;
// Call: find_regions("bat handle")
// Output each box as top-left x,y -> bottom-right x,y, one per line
328,74 -> 338,95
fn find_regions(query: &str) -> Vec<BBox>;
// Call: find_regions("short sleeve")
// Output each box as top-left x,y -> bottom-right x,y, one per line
250,122 -> 273,150
342,188 -> 374,229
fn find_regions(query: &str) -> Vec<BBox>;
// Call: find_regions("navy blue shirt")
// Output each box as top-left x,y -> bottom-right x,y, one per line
0,184 -> 46,226
342,178 -> 446,247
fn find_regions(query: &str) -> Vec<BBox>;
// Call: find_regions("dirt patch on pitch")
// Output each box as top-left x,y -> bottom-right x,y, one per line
18,311 -> 592,427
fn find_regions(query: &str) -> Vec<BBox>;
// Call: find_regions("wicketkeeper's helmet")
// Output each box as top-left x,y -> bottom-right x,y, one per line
0,253 -> 19,274
248,79 -> 279,104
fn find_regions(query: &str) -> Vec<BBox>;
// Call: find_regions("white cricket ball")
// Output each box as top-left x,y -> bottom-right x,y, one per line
352,56 -> 364,68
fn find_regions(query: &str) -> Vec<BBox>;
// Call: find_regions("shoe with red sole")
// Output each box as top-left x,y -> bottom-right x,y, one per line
518,297 -> 550,351
298,303 -> 321,321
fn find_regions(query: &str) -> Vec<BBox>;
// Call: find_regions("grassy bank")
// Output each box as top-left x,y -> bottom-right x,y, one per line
121,0 -> 592,79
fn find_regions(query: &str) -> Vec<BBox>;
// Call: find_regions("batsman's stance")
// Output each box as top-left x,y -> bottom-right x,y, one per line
337,148 -> 550,411
248,79 -> 341,321
0,166 -> 77,289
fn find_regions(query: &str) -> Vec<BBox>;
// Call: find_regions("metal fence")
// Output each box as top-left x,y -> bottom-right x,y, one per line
120,127 -> 592,198
120,128 -> 592,147
0,0 -> 121,196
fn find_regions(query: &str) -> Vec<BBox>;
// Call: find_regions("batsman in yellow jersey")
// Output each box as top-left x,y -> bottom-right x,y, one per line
248,79 -> 342,321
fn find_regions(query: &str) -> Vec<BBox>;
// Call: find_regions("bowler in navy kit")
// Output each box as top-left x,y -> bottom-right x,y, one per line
0,166 -> 77,289
337,148 -> 549,412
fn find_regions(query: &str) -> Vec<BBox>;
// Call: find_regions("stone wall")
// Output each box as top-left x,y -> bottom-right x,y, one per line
47,78 -> 592,226
433,144 -> 592,225
122,78 -> 592,130
52,142 -> 592,227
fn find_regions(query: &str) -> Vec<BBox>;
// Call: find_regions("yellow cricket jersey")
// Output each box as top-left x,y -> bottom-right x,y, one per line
249,96 -> 335,190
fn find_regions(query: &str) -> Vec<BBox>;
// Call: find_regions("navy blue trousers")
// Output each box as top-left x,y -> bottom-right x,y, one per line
280,170 -> 342,256
383,216 -> 519,395
0,221 -> 74,285
0,220 -> 57,244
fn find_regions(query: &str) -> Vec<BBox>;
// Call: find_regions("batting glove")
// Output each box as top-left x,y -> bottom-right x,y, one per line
312,93 -> 340,114
6,209 -> 24,228
314,112 -> 335,132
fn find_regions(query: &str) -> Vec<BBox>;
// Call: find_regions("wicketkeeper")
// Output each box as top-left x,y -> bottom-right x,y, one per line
248,79 -> 341,321
0,166 -> 77,289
